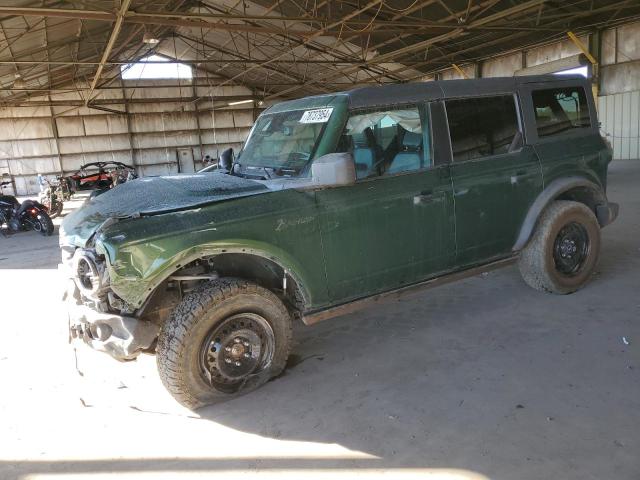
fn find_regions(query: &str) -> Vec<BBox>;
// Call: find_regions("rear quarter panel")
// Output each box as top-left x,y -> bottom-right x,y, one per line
518,79 -> 611,190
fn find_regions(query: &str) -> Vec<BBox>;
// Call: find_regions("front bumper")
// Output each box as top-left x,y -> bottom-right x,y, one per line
596,201 -> 619,227
62,268 -> 158,361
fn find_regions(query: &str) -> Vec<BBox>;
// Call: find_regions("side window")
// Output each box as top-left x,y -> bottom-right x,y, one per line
446,95 -> 520,162
532,87 -> 591,138
338,106 -> 430,179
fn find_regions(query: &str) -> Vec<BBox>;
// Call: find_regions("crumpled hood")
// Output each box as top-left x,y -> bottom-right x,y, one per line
60,172 -> 268,247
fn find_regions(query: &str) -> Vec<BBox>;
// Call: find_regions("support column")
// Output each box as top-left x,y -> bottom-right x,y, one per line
120,79 -> 136,170
589,29 -> 602,97
48,107 -> 64,175
194,89 -> 205,166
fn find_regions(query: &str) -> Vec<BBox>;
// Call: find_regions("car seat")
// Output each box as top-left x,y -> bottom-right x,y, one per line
387,131 -> 423,174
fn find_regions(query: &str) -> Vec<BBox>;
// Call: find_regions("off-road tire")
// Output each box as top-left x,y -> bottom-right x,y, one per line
157,278 -> 293,409
518,200 -> 600,294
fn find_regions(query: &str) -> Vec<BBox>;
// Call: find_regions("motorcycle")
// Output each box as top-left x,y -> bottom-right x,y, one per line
56,175 -> 73,201
39,178 -> 65,219
0,181 -> 54,236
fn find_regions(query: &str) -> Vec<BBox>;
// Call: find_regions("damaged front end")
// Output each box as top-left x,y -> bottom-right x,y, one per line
59,172 -> 273,361
62,244 -> 159,361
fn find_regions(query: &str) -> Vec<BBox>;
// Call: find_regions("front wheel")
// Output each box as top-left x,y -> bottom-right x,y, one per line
518,200 -> 600,294
157,278 -> 293,409
49,201 -> 63,219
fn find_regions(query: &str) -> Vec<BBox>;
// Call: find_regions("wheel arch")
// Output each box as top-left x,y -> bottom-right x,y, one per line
200,251 -> 309,315
513,176 -> 607,251
134,242 -> 314,317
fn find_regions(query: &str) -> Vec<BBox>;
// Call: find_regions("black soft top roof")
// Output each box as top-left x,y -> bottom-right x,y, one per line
345,74 -> 588,109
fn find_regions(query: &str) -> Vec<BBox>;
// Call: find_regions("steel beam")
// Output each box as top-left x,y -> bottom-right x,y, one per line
85,0 -> 133,106
0,94 -> 258,107
264,0 -> 550,100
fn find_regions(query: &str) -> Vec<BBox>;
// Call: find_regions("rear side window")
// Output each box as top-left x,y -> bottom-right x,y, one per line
446,95 -> 520,162
532,87 -> 591,138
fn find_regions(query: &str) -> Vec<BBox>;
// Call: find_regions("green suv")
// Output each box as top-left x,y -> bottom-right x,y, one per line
61,75 -> 618,408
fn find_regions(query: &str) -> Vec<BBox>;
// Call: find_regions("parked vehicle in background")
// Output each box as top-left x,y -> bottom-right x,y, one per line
1,180 -> 54,236
39,176 -> 70,218
67,161 -> 137,194
57,175 -> 73,201
60,75 -> 618,409
198,149 -> 234,173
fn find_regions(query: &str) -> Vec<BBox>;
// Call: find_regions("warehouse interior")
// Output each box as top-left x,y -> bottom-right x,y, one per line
0,1 -> 639,194
1,1 -> 639,479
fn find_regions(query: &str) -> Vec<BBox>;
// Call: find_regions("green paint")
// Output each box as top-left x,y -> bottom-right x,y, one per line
60,81 -> 613,317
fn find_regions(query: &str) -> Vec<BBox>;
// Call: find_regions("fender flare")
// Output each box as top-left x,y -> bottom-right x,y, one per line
109,241 -> 316,311
512,176 -> 607,251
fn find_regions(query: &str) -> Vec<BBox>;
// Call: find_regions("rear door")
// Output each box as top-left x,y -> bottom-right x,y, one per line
446,94 -> 543,265
316,103 -> 456,303
520,81 -> 607,187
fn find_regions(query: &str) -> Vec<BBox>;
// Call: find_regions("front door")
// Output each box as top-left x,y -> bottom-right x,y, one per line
445,94 -> 543,265
315,103 -> 456,304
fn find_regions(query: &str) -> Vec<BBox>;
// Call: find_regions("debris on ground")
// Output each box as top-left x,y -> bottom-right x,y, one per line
73,348 -> 84,377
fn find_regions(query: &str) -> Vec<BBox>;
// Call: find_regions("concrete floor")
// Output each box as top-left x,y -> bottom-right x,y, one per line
0,162 -> 638,480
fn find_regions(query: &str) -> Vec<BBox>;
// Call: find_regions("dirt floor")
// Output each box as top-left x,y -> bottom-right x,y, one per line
0,162 -> 638,480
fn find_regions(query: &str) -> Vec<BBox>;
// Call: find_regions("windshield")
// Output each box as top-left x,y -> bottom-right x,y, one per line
236,108 -> 331,174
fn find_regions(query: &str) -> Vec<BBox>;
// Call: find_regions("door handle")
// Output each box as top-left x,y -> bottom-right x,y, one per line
413,191 -> 440,205
511,170 -> 528,185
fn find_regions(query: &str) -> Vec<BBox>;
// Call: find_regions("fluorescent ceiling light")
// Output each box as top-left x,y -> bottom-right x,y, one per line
554,66 -> 588,77
227,99 -> 254,106
143,32 -> 160,45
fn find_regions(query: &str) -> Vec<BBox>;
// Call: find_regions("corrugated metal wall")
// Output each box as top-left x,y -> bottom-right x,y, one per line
0,78 -> 256,195
599,91 -> 640,160
597,20 -> 640,160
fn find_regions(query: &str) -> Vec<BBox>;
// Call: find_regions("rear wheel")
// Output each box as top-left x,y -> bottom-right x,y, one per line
157,278 -> 292,409
34,211 -> 54,236
518,200 -> 600,294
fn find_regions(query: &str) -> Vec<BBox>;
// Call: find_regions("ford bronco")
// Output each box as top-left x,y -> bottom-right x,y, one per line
61,75 -> 618,409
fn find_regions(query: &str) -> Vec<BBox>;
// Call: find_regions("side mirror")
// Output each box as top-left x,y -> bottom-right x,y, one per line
218,148 -> 234,171
311,153 -> 356,188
